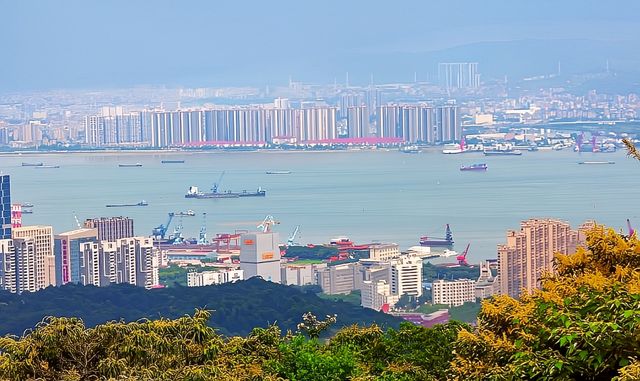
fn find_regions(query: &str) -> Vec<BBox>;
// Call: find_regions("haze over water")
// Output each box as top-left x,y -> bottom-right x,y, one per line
2,149 -> 635,261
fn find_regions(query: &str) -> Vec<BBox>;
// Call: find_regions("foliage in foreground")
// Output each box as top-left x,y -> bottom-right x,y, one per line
1,225 -> 638,380
0,311 -> 467,381
452,225 -> 640,380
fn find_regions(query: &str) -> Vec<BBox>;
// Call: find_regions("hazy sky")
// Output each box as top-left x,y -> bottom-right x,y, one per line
1,0 -> 639,91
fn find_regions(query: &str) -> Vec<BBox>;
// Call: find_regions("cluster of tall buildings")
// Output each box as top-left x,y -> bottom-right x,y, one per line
83,102 -> 460,147
0,175 -> 158,294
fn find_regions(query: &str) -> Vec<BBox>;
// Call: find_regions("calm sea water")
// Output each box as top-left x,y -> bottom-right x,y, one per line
1,149 -> 637,261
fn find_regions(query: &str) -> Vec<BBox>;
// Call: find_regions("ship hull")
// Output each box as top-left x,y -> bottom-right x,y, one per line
185,191 -> 266,199
420,241 -> 454,247
483,150 -> 522,156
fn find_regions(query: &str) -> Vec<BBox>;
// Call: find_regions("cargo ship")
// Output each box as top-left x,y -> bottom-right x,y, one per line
419,224 -> 454,247
266,170 -> 292,174
185,186 -> 266,199
161,160 -> 185,164
34,165 -> 60,168
21,162 -> 43,167
119,163 -> 142,167
578,161 -> 615,165
460,163 -> 487,171
21,202 -> 34,208
106,200 -> 148,207
174,210 -> 196,216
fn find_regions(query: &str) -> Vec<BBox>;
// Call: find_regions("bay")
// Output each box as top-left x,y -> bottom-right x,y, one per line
1,149 -> 636,261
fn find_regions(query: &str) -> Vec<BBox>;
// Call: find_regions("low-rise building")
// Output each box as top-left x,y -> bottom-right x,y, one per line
475,260 -> 499,299
187,269 -> 244,287
432,278 -> 476,307
368,243 -> 401,261
361,279 -> 398,311
281,263 -> 326,286
317,262 -> 358,295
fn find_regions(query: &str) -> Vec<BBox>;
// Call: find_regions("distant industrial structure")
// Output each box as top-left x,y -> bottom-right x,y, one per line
438,62 -> 480,90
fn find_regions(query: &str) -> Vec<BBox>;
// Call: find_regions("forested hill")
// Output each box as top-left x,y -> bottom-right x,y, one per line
0,278 -> 401,337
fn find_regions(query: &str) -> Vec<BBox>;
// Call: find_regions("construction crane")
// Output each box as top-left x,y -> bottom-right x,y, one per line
287,225 -> 300,246
456,243 -> 471,266
198,212 -> 208,244
627,219 -> 635,236
152,213 -> 174,240
73,212 -> 81,229
212,171 -> 226,194
257,215 -> 279,233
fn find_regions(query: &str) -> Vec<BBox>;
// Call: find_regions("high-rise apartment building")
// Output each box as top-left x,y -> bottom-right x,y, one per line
438,62 -> 480,90
389,255 -> 423,297
376,105 -> 461,144
12,225 -> 55,290
10,204 -> 22,228
239,232 -> 281,283
347,106 -> 370,138
84,217 -> 134,241
78,236 -> 156,288
1,175 -> 11,240
498,218 -> 582,298
54,228 -> 98,285
0,239 -> 16,292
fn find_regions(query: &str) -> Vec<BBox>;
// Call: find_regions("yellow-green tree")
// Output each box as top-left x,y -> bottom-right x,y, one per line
451,225 -> 640,380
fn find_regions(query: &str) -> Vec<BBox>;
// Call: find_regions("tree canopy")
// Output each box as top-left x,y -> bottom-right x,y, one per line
452,225 -> 640,380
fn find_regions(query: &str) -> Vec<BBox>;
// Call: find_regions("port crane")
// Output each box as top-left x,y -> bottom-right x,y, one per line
198,213 -> 208,244
456,243 -> 471,266
152,213 -> 175,240
171,215 -> 185,244
212,171 -> 226,194
287,225 -> 300,246
258,215 -> 279,233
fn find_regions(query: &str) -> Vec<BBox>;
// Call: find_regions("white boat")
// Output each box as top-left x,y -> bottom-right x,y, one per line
442,143 -> 464,154
266,170 -> 292,174
440,249 -> 458,258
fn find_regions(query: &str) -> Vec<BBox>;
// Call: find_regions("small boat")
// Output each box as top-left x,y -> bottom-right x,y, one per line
174,210 -> 196,216
266,170 -> 292,175
34,165 -> 60,169
578,161 -> 615,165
21,202 -> 34,208
21,162 -> 43,167
106,200 -> 149,207
119,163 -> 142,167
399,145 -> 420,154
21,209 -> 33,214
161,160 -> 185,164
460,163 -> 488,171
